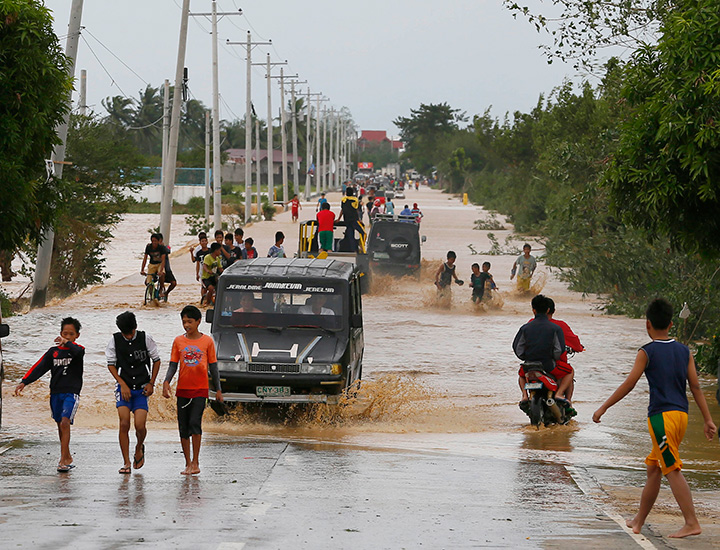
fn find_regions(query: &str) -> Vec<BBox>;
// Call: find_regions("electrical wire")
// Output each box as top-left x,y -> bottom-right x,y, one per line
127,115 -> 165,130
83,28 -> 149,86
80,35 -> 128,97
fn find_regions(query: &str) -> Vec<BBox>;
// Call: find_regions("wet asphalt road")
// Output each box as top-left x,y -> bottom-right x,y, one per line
0,430 -> 662,550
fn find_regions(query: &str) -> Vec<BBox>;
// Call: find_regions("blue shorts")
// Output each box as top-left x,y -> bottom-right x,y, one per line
50,393 -> 79,424
115,384 -> 149,412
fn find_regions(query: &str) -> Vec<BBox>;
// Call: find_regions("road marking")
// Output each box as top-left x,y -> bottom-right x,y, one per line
566,466 -> 658,550
216,544 -> 245,550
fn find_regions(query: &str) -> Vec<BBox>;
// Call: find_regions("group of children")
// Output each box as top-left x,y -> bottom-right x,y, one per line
434,250 -> 498,304
15,307 -> 221,476
187,228 -> 286,305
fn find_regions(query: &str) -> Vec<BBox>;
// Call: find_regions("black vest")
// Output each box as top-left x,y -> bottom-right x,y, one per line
114,331 -> 151,389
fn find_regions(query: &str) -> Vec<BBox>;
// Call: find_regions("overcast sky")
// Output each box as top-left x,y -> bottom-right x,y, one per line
47,0 -> 578,134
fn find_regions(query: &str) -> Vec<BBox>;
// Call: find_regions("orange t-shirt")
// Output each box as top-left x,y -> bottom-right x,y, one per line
170,333 -> 217,398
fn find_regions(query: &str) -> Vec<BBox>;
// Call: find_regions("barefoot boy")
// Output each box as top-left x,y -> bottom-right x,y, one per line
15,317 -> 85,473
163,305 -> 223,475
593,298 -> 716,538
106,311 -> 161,474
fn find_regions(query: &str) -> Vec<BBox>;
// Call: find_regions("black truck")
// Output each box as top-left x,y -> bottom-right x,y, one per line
205,258 -> 364,405
366,214 -> 425,276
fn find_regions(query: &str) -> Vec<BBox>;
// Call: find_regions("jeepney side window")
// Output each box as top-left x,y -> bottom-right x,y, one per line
352,278 -> 362,315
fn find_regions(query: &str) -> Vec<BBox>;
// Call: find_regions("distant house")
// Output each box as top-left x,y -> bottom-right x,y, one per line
357,130 -> 404,153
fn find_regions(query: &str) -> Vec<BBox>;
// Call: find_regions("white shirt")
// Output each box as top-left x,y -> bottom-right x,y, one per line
105,331 -> 160,366
298,305 -> 334,316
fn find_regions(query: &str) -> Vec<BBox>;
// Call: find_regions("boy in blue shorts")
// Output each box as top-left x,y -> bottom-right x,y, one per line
15,317 -> 85,473
106,311 -> 161,474
593,298 -> 716,538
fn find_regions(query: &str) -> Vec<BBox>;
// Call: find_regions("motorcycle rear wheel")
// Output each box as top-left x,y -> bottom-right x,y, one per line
529,393 -> 543,427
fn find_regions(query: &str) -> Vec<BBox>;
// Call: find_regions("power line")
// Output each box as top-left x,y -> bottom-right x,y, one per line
127,115 -> 164,130
83,28 -> 149,87
80,34 -> 128,97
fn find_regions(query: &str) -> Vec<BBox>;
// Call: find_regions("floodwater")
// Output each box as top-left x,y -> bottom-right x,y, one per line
2,187 -> 720,547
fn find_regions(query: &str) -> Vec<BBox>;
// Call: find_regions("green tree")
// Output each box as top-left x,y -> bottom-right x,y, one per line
46,115 -> 146,296
0,1 -> 73,255
605,0 -> 720,257
394,103 -> 467,173
503,0 -> 666,69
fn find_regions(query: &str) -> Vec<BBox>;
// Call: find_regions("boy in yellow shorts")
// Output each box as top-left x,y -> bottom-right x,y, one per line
593,298 -> 716,538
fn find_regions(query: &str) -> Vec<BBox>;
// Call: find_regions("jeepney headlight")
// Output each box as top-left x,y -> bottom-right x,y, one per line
331,363 -> 342,375
219,360 -> 247,372
302,363 -> 332,374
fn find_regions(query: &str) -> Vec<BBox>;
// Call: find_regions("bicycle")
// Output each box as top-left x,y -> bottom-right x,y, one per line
144,273 -> 166,305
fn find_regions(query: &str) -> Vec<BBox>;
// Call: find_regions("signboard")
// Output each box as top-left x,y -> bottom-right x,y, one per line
357,162 -> 374,171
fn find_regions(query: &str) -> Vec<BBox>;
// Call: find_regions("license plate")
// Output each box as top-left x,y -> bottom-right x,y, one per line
256,386 -> 291,397
525,382 -> 543,390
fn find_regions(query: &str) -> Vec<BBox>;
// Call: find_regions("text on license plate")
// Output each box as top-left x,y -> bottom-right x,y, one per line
525,382 -> 543,390
256,386 -> 291,397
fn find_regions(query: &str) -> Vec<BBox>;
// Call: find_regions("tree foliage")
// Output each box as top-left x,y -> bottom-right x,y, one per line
394,103 -> 467,173
0,0 -> 73,254
20,115 -> 147,297
605,0 -> 720,257
503,0 -> 667,69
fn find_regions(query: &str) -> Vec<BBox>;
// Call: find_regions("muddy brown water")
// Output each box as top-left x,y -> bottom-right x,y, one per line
2,186 -> 719,482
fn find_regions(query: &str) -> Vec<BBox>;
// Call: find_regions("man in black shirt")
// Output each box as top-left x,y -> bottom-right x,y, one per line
140,233 -> 169,289
512,294 -> 565,403
337,187 -> 366,252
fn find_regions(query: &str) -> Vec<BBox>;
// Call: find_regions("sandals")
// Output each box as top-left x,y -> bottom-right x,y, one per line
118,466 -> 131,474
133,444 -> 145,469
57,463 -> 75,473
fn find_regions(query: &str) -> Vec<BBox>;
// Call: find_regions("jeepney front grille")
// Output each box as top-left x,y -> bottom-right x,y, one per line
248,363 -> 301,374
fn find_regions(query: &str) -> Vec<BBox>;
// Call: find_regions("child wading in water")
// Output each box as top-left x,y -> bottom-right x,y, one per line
434,251 -> 463,301
470,261 -> 497,304
15,317 -> 85,473
163,305 -> 223,475
593,298 -> 717,538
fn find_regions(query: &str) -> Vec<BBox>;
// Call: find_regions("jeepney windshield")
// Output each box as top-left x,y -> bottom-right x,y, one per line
217,281 -> 345,331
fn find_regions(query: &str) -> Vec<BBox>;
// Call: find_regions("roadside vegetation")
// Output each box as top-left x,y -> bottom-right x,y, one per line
396,0 -> 720,373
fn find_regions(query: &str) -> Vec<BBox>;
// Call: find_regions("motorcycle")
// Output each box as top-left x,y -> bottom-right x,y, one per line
519,361 -> 573,428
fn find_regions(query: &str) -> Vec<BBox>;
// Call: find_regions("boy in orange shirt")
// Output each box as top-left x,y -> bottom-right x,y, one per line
163,305 -> 223,475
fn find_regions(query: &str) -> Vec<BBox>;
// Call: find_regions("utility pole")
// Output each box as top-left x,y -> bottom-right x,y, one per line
270,69 -> 298,206
288,79 -> 306,198
204,111 -> 211,225
190,3 -> 243,231
255,119 -> 261,218
304,90 -> 322,200
159,0 -> 191,248
304,90 -> 312,200
321,106 -> 328,191
313,96 -> 329,195
210,1 -> 222,230
328,108 -> 335,190
279,69 -> 288,205
227,32 -> 270,223
315,97 -> 321,195
160,79 -> 170,216
79,69 -> 87,115
252,55 -> 287,205
31,0 -> 84,309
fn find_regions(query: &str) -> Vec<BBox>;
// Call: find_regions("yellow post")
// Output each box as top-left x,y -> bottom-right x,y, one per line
463,193 -> 468,205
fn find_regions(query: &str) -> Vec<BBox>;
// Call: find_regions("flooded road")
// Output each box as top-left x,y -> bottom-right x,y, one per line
2,186 -> 719,547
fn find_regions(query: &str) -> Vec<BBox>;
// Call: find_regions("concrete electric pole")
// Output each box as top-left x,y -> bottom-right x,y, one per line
31,0 -> 84,308
159,0 -> 191,248
227,32 -> 270,223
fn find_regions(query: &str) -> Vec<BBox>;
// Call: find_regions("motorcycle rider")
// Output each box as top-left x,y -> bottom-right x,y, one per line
546,298 -> 583,403
512,295 -> 566,408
